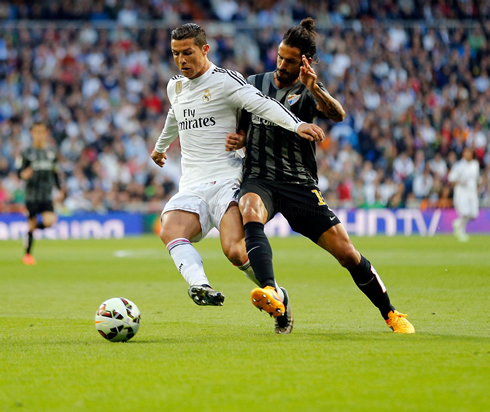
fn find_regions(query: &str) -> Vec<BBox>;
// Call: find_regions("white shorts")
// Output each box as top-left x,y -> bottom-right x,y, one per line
162,178 -> 241,242
454,191 -> 479,219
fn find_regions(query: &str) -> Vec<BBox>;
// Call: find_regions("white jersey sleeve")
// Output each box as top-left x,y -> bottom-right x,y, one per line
222,71 -> 304,133
448,162 -> 462,184
154,79 -> 180,153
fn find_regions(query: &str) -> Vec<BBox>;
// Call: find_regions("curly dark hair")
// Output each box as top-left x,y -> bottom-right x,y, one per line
281,17 -> 317,59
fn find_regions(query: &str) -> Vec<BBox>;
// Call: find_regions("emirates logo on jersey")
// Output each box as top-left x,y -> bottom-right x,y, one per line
203,89 -> 211,102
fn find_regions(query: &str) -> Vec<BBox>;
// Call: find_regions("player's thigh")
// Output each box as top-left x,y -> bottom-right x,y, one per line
238,179 -> 275,224
454,193 -> 478,218
453,194 -> 465,215
160,210 -> 202,244
279,184 -> 340,242
25,202 -> 38,219
468,194 -> 480,219
219,203 -> 248,264
41,210 -> 57,227
206,179 -> 247,262
161,188 -> 212,243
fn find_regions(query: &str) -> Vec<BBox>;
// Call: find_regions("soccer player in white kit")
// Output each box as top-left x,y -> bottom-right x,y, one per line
151,23 -> 324,306
448,147 -> 480,242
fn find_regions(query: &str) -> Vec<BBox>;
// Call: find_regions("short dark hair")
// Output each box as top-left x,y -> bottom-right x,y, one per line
282,18 -> 317,59
171,23 -> 207,48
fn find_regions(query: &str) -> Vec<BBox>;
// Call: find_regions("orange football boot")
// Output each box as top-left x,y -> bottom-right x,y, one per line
386,310 -> 415,333
251,286 -> 285,317
22,254 -> 36,265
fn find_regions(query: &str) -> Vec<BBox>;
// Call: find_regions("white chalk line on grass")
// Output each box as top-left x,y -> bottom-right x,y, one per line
113,249 -> 226,259
113,250 -> 162,258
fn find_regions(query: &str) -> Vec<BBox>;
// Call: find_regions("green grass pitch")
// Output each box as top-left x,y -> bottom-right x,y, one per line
1,234 -> 489,411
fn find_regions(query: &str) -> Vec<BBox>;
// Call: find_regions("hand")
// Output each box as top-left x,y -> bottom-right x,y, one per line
225,130 -> 247,151
151,150 -> 167,167
299,55 -> 317,91
20,167 -> 33,180
297,123 -> 325,142
57,190 -> 65,203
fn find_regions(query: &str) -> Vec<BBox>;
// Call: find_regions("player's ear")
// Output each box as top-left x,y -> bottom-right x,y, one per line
202,44 -> 210,55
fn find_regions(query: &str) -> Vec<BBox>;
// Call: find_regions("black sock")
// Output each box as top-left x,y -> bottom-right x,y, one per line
244,221 -> 275,288
36,222 -> 45,229
348,256 -> 394,320
26,231 -> 34,255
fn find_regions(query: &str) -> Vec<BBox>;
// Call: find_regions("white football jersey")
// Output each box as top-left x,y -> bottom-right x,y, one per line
448,158 -> 479,194
155,63 -> 304,189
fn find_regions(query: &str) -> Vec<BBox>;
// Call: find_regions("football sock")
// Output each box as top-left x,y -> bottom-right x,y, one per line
167,238 -> 210,287
36,222 -> 45,230
348,255 -> 394,320
236,259 -> 261,286
236,259 -> 284,300
453,218 -> 461,231
244,221 -> 275,288
460,217 -> 469,234
25,231 -> 34,255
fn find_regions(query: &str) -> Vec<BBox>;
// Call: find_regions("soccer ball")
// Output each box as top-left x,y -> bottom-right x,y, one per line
95,297 -> 141,342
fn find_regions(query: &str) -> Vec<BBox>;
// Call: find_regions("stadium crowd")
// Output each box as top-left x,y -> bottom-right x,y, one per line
1,0 -> 490,213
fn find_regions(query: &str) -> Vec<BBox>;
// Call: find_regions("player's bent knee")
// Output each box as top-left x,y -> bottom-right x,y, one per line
43,213 -> 57,227
159,226 -> 174,245
223,243 -> 246,266
336,247 -> 360,268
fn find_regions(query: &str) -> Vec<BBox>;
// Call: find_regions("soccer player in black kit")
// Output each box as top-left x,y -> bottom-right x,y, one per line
226,18 -> 415,334
17,123 -> 62,265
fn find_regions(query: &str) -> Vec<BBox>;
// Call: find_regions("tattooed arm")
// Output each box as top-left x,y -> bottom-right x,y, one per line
300,55 -> 346,123
310,84 -> 346,123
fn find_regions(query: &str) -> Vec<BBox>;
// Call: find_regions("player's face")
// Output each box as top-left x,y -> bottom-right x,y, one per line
171,38 -> 210,79
31,124 -> 48,148
275,42 -> 302,84
462,148 -> 473,161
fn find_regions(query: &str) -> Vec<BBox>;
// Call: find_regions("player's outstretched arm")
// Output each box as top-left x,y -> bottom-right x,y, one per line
297,123 -> 325,142
151,150 -> 167,168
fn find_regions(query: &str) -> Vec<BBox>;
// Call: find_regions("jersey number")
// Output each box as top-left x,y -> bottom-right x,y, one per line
311,190 -> 326,206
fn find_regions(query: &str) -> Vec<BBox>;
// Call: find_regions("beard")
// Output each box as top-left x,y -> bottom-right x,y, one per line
275,69 -> 297,84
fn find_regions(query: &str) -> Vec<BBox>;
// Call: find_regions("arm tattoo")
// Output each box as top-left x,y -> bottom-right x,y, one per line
323,99 -> 344,122
316,89 -> 345,122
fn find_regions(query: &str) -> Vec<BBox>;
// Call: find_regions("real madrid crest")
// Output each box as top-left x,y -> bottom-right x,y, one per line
175,81 -> 182,95
203,89 -> 211,103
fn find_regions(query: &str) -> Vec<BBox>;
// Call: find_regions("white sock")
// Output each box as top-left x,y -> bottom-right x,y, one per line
236,259 -> 284,301
460,217 -> 470,234
167,238 -> 209,287
453,218 -> 461,233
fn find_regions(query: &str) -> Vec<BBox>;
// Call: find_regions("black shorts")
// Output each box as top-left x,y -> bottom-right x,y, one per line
239,178 -> 341,243
25,201 -> 54,218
